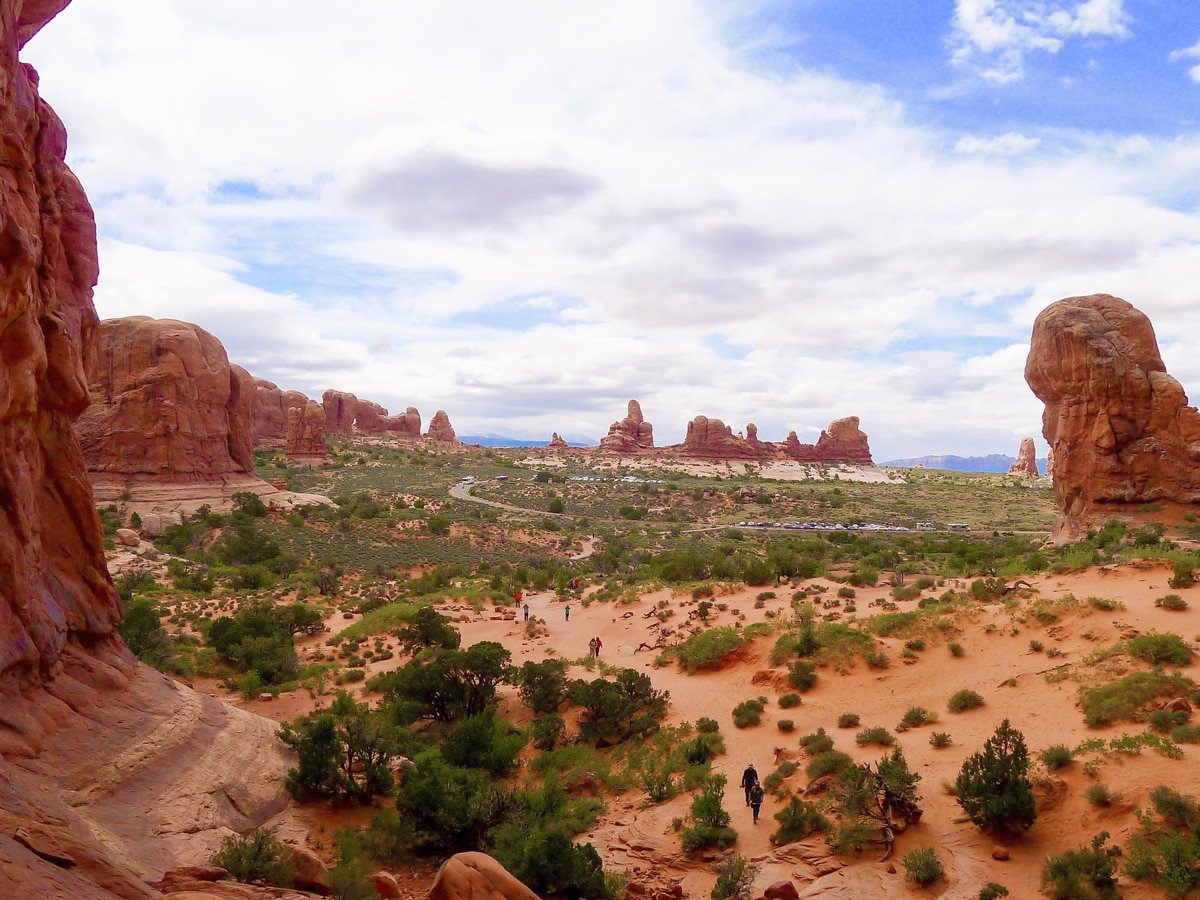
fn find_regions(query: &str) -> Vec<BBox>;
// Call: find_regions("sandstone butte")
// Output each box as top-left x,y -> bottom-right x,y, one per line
426,408 -> 459,443
677,413 -> 874,464
0,8 -> 297,897
547,431 -> 569,450
1026,293 -> 1200,537
599,399 -> 655,452
321,388 -> 425,439
1007,436 -> 1040,477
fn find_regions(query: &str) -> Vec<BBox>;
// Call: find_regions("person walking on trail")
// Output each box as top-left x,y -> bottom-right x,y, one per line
588,637 -> 598,659
523,603 -> 530,622
740,764 -> 758,806
594,636 -> 602,659
749,781 -> 765,824
564,604 -> 571,622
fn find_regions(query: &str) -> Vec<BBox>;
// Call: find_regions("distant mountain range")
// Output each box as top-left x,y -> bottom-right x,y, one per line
882,454 -> 1047,474
459,434 -> 595,448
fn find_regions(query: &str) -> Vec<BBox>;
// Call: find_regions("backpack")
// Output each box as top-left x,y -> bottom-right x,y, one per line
750,784 -> 765,805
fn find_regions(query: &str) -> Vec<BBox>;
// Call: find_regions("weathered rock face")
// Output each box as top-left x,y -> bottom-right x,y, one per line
681,415 -> 757,459
790,416 -> 873,463
1025,294 -> 1200,526
0,4 -> 121,688
286,399 -> 328,460
599,399 -> 654,452
428,852 -> 540,900
321,388 -> 400,436
252,377 -> 308,447
321,389 -> 358,436
385,405 -> 422,438
548,432 -> 569,449
75,317 -> 255,477
426,409 -> 458,443
1008,437 -> 1040,477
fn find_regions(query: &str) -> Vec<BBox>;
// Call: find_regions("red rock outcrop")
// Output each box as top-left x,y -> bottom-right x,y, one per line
548,432 -> 569,450
252,377 -> 308,447
1008,437 -> 1039,477
77,317 -> 256,477
0,3 -> 121,688
385,405 -> 422,438
321,388 -> 400,436
426,409 -> 458,443
599,399 -> 654,453
322,389 -> 358,436
789,416 -> 873,463
1025,294 -> 1200,529
672,415 -> 874,463
428,852 -> 540,900
286,398 -> 328,461
680,415 -> 758,459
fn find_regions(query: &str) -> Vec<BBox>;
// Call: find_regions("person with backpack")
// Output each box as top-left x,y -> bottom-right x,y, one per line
588,636 -> 598,658
740,763 -> 758,806
749,781 -> 765,824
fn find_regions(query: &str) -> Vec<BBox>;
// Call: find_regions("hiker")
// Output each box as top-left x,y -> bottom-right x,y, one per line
523,603 -> 530,622
588,637 -> 598,658
594,635 -> 602,658
740,764 -> 758,806
565,604 -> 571,622
749,781 -> 765,824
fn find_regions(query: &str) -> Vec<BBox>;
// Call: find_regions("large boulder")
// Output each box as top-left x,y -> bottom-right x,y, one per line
426,409 -> 458,443
1008,437 -> 1039,477
1025,294 -> 1200,530
599,399 -> 654,452
428,852 -> 540,900
76,317 -> 256,477
0,1 -> 121,687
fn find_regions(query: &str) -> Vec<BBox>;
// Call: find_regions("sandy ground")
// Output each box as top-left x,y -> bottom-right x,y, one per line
206,559 -> 1200,898
516,452 -> 902,484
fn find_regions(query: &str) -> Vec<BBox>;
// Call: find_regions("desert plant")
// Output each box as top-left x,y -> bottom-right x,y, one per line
955,719 -> 1036,836
778,692 -> 802,709
1169,561 -> 1196,589
732,698 -> 765,728
1157,594 -> 1189,611
1085,784 -> 1119,808
948,643 -> 965,657
1041,832 -> 1121,900
1128,633 -> 1192,667
770,796 -> 829,845
680,774 -> 736,853
1039,744 -> 1073,770
947,689 -> 985,713
1079,671 -> 1196,726
710,854 -> 756,900
836,713 -> 860,728
902,847 -> 943,886
806,750 -> 853,780
898,706 -> 936,731
1029,639 -> 1044,652
799,727 -> 834,756
777,719 -> 795,733
211,828 -> 296,887
786,660 -> 818,692
828,747 -> 923,860
978,884 -> 1009,900
855,726 -> 895,747
929,732 -> 952,748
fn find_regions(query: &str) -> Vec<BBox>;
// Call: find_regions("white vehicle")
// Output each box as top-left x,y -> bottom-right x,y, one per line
462,476 -> 475,485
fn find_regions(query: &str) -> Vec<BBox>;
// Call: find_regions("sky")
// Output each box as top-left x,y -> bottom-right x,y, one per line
22,0 -> 1200,459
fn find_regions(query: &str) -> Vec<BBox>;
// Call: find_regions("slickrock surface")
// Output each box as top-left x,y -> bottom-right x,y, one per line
1026,293 -> 1200,534
428,852 -> 541,900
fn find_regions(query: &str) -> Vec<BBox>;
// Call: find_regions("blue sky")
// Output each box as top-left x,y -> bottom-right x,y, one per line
23,0 -> 1200,458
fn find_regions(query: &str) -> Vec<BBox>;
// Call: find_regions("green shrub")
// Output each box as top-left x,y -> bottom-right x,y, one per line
569,669 -> 670,745
905,638 -> 926,652
863,649 -> 890,669
778,692 -> 802,709
639,759 -> 679,804
762,761 -> 797,795
902,847 -> 943,886
770,796 -> 829,845
948,689 -> 985,712
1157,594 -> 1189,611
777,719 -> 795,733
732,698 -> 765,728
855,726 -> 895,747
517,659 -> 569,715
806,750 -> 853,780
1085,784 -> 1118,807
786,660 -> 818,692
929,732 -> 952,748
1039,744 -> 1073,770
1079,671 -> 1196,726
1128,633 -> 1192,667
955,719 -> 1036,836
1149,708 -> 1189,734
710,854 -> 756,900
1169,561 -> 1196,589
837,713 -> 860,728
211,828 -> 296,887
531,714 -> 565,751
948,643 -> 965,658
697,716 -> 720,733
799,727 -> 834,756
1040,832 -> 1121,900
898,706 -> 936,731
1029,639 -> 1044,652
1171,724 -> 1200,743
978,884 -> 1009,900
680,775 -> 736,853
1150,785 -> 1200,828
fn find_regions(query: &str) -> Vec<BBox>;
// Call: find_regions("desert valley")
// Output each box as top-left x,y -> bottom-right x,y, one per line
11,4 -> 1200,900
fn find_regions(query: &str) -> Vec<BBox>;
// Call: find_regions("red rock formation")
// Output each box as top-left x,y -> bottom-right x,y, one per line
0,6 -> 121,687
1025,294 -> 1200,528
1008,437 -> 1039,477
252,377 -> 308,447
286,399 -> 328,460
429,852 -> 539,900
680,415 -> 757,458
322,388 -> 358,436
354,398 -> 388,434
599,399 -> 654,452
426,409 -> 458,443
76,317 -> 256,476
548,432 -> 569,449
321,388 -> 401,436
793,416 -> 873,463
385,405 -> 422,438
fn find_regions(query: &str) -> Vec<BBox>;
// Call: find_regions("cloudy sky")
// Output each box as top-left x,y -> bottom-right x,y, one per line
24,0 -> 1200,459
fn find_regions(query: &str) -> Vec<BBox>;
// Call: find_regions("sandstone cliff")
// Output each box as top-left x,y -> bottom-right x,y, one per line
0,0 -> 121,690
1025,293 -> 1200,532
286,398 -> 328,461
672,415 -> 874,464
252,377 -> 308,447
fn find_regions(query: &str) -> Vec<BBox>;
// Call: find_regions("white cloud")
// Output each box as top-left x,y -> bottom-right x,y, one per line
1170,38 -> 1200,83
951,0 -> 1130,81
19,1 -> 1200,459
954,131 -> 1042,155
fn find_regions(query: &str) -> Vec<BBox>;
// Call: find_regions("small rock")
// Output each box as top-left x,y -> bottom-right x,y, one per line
764,880 -> 800,900
115,528 -> 141,547
372,871 -> 401,898
992,845 -> 1010,861
885,863 -> 896,874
